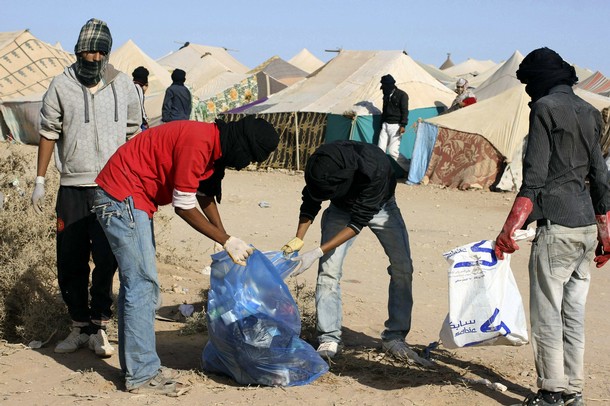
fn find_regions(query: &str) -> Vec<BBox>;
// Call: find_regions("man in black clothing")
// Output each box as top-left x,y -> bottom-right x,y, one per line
281,141 -> 430,366
494,47 -> 610,406
161,68 -> 192,122
377,74 -> 410,175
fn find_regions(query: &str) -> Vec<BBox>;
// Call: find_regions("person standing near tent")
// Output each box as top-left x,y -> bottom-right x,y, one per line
280,140 -> 430,367
30,18 -> 142,358
161,68 -> 191,122
446,78 -> 477,113
132,66 -> 149,130
494,47 -> 610,406
92,116 -> 279,394
377,74 -> 410,176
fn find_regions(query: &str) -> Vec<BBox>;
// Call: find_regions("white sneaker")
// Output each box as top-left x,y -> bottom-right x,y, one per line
54,327 -> 90,353
317,341 -> 340,358
381,339 -> 433,367
88,329 -> 114,358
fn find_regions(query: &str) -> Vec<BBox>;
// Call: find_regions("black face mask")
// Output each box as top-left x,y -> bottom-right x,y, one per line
75,56 -> 106,86
381,84 -> 395,97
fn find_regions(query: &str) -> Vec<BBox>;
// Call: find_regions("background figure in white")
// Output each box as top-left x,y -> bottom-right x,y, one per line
377,74 -> 410,174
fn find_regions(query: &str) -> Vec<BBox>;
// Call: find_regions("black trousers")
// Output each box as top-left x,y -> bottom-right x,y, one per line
56,186 -> 117,323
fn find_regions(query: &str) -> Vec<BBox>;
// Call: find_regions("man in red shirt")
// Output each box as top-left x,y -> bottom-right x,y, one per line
92,116 -> 279,395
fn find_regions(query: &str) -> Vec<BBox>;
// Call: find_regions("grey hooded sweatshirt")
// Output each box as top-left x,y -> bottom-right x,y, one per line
40,63 -> 142,186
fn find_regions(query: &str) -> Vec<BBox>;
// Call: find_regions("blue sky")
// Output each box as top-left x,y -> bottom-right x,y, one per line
2,0 -> 609,77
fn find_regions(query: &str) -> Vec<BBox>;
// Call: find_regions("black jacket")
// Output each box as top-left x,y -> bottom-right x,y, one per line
381,87 -> 409,126
300,141 -> 397,233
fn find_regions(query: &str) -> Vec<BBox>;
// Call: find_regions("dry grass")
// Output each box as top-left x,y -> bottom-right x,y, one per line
0,147 -> 68,342
0,145 -> 319,347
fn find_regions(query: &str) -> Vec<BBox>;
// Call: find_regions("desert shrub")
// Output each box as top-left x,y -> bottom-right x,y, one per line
288,279 -> 317,343
0,147 -> 68,342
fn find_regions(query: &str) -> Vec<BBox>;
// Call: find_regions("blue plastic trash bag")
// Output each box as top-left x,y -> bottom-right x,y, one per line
201,250 -> 329,386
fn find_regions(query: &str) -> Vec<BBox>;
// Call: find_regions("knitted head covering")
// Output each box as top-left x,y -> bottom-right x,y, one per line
304,143 -> 358,201
74,18 -> 112,54
73,18 -> 112,86
216,116 -> 279,170
516,47 -> 578,103
132,66 -> 149,85
171,69 -> 186,84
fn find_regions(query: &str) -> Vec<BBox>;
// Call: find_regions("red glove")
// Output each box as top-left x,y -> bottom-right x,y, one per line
594,212 -> 610,268
494,197 -> 533,260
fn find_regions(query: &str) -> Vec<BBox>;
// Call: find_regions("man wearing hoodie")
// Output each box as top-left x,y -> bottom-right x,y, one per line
280,141 -> 430,368
161,68 -> 192,122
31,18 -> 142,358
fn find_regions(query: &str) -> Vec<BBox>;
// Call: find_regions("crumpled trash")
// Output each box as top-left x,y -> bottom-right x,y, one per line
179,303 -> 195,317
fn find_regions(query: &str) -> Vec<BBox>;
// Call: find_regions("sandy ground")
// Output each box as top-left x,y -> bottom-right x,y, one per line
1,142 -> 610,405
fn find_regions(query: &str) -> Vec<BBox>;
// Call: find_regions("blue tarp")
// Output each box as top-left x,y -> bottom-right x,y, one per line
407,122 -> 439,185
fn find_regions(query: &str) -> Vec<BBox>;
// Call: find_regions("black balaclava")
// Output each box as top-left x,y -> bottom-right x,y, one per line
216,116 -> 279,170
199,116 -> 278,203
73,18 -> 112,87
304,143 -> 358,201
132,66 -> 149,86
516,47 -> 578,103
380,74 -> 397,97
171,69 -> 187,85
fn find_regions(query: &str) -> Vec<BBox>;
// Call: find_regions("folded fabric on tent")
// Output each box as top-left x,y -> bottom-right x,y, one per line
407,122 -> 438,185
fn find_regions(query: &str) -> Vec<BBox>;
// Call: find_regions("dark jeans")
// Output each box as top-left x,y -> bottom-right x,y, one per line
56,186 -> 117,323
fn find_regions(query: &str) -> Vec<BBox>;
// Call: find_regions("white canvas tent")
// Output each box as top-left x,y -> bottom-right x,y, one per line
411,81 -> 610,191
241,50 -> 455,115
248,56 -> 308,87
157,43 -> 249,75
0,30 -> 74,143
473,50 -> 524,101
228,50 -> 455,171
442,58 -> 497,79
416,61 -> 456,88
288,48 -> 325,74
109,39 -> 172,126
429,84 -> 530,160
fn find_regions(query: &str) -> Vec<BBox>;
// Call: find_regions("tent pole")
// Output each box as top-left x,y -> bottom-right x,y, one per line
294,112 -> 300,171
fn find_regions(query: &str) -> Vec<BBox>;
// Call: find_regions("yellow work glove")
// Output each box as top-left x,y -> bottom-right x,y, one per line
281,237 -> 304,255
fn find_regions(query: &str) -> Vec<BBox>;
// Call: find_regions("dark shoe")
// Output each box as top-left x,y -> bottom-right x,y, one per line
517,391 -> 564,405
562,393 -> 584,406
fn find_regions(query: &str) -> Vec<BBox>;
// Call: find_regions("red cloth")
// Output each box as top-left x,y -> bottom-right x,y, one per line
462,97 -> 477,107
96,120 -> 221,217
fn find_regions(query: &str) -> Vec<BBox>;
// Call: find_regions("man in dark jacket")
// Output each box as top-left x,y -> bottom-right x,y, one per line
494,47 -> 610,406
281,141 -> 430,366
161,68 -> 192,122
377,74 -> 410,175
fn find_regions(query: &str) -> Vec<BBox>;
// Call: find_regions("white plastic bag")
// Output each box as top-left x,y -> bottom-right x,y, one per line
439,239 -> 529,348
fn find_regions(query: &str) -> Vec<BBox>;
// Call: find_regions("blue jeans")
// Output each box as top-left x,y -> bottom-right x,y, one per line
529,223 -> 596,394
92,189 -> 160,390
316,197 -> 414,344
